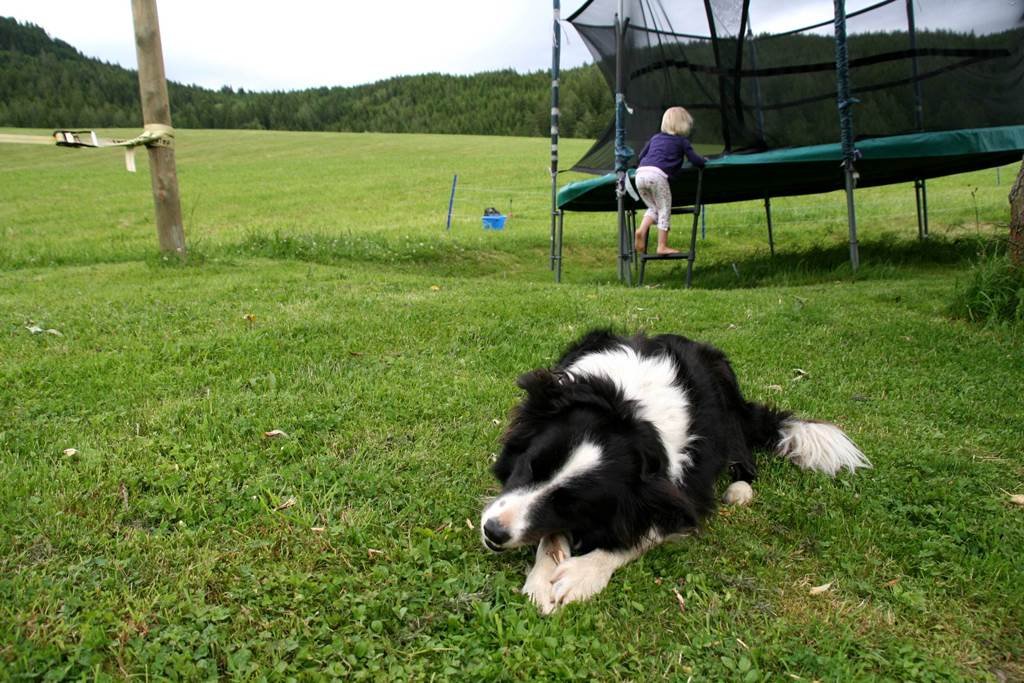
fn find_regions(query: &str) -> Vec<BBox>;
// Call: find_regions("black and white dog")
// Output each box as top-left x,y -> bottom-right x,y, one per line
479,330 -> 869,614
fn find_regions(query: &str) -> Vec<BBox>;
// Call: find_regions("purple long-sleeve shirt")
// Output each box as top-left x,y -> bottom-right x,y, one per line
637,132 -> 706,177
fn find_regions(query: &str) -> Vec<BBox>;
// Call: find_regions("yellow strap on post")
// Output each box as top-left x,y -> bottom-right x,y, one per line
0,133 -> 57,145
121,124 -> 175,172
2,126 -> 175,172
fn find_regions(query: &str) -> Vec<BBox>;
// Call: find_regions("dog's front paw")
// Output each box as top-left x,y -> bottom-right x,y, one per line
549,552 -> 616,608
522,534 -> 571,615
523,562 -> 559,614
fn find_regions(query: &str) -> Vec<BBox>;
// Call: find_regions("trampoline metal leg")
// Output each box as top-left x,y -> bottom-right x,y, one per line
627,210 -> 637,286
914,179 -> 925,240
920,179 -> 929,238
915,179 -> 930,239
765,197 -> 775,257
617,218 -> 626,284
616,186 -> 632,285
549,211 -> 557,270
844,167 -> 860,272
637,213 -> 648,286
554,210 -> 564,283
686,205 -> 700,289
921,179 -> 929,240
623,213 -> 635,287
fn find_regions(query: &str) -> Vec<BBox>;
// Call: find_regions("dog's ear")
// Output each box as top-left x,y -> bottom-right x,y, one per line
517,368 -> 584,416
516,368 -> 555,394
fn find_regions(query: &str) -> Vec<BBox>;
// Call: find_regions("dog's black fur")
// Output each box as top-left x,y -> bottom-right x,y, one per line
492,330 -> 795,553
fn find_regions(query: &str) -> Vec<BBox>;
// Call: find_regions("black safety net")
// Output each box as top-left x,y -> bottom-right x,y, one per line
567,0 -> 1024,173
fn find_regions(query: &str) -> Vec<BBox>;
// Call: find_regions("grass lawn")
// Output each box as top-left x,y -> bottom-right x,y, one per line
1,128 -> 1022,680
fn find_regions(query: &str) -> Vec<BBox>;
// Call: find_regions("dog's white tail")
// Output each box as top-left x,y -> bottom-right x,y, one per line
776,419 -> 871,476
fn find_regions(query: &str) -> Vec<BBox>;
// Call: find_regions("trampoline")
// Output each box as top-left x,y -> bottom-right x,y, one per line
558,126 -> 1024,210
546,0 -> 1024,285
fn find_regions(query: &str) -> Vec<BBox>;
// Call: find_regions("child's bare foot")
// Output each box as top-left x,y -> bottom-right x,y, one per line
656,245 -> 681,255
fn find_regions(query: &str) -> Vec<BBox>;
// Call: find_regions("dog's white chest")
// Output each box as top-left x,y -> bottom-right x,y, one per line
568,346 -> 693,481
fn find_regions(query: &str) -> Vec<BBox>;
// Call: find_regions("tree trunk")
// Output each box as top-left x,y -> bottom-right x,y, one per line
1011,156 -> 1024,267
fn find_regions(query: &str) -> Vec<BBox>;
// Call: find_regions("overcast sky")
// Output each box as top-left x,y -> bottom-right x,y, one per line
3,1 -> 596,92
6,1 -> 1017,92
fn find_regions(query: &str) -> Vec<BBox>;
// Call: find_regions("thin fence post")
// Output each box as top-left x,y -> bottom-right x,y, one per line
131,0 -> 186,258
446,174 -> 458,231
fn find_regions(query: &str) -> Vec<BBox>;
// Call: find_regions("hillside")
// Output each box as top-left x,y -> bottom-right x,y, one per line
7,15 -> 1020,152
0,16 -> 611,138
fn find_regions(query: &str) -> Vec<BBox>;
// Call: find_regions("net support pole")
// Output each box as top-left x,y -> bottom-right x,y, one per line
131,0 -> 186,258
550,0 -> 562,280
704,0 -> 732,151
906,0 -> 928,240
747,25 -> 766,143
731,0 -> 752,130
906,0 -> 924,132
614,6 -> 632,285
833,0 -> 859,272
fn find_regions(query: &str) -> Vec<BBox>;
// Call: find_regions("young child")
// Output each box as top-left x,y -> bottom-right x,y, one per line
633,106 -> 707,255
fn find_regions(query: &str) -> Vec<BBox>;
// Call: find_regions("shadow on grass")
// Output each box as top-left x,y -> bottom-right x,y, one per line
230,231 -> 481,267
3,228 -> 999,295
641,233 -> 995,290
220,230 -> 548,279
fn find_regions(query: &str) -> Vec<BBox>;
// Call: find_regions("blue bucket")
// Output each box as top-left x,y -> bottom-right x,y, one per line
482,214 -> 506,230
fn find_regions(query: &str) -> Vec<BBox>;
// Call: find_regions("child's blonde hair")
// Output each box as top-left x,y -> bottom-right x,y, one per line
661,106 -> 694,136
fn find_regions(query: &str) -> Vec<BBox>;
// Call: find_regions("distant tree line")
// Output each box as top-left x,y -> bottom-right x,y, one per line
3,16 -> 1019,149
0,17 -> 611,139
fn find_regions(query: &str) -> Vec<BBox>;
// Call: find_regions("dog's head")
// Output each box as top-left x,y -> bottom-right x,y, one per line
479,368 -> 696,554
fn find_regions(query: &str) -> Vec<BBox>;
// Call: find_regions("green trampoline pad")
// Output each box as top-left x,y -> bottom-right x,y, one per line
557,126 -> 1024,212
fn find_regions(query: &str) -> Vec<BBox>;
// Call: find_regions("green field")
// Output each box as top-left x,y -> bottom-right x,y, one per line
1,128 -> 1022,680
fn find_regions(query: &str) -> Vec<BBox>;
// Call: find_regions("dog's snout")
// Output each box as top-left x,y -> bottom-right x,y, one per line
483,518 -> 511,549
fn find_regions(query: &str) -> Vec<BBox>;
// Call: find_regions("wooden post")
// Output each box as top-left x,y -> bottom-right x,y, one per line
131,0 -> 186,257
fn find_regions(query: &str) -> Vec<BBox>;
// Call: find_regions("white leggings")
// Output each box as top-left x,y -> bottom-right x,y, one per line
635,169 -> 672,231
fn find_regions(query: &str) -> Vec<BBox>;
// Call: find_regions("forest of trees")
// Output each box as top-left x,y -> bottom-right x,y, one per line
0,17 -> 612,139
3,16 -> 1020,151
